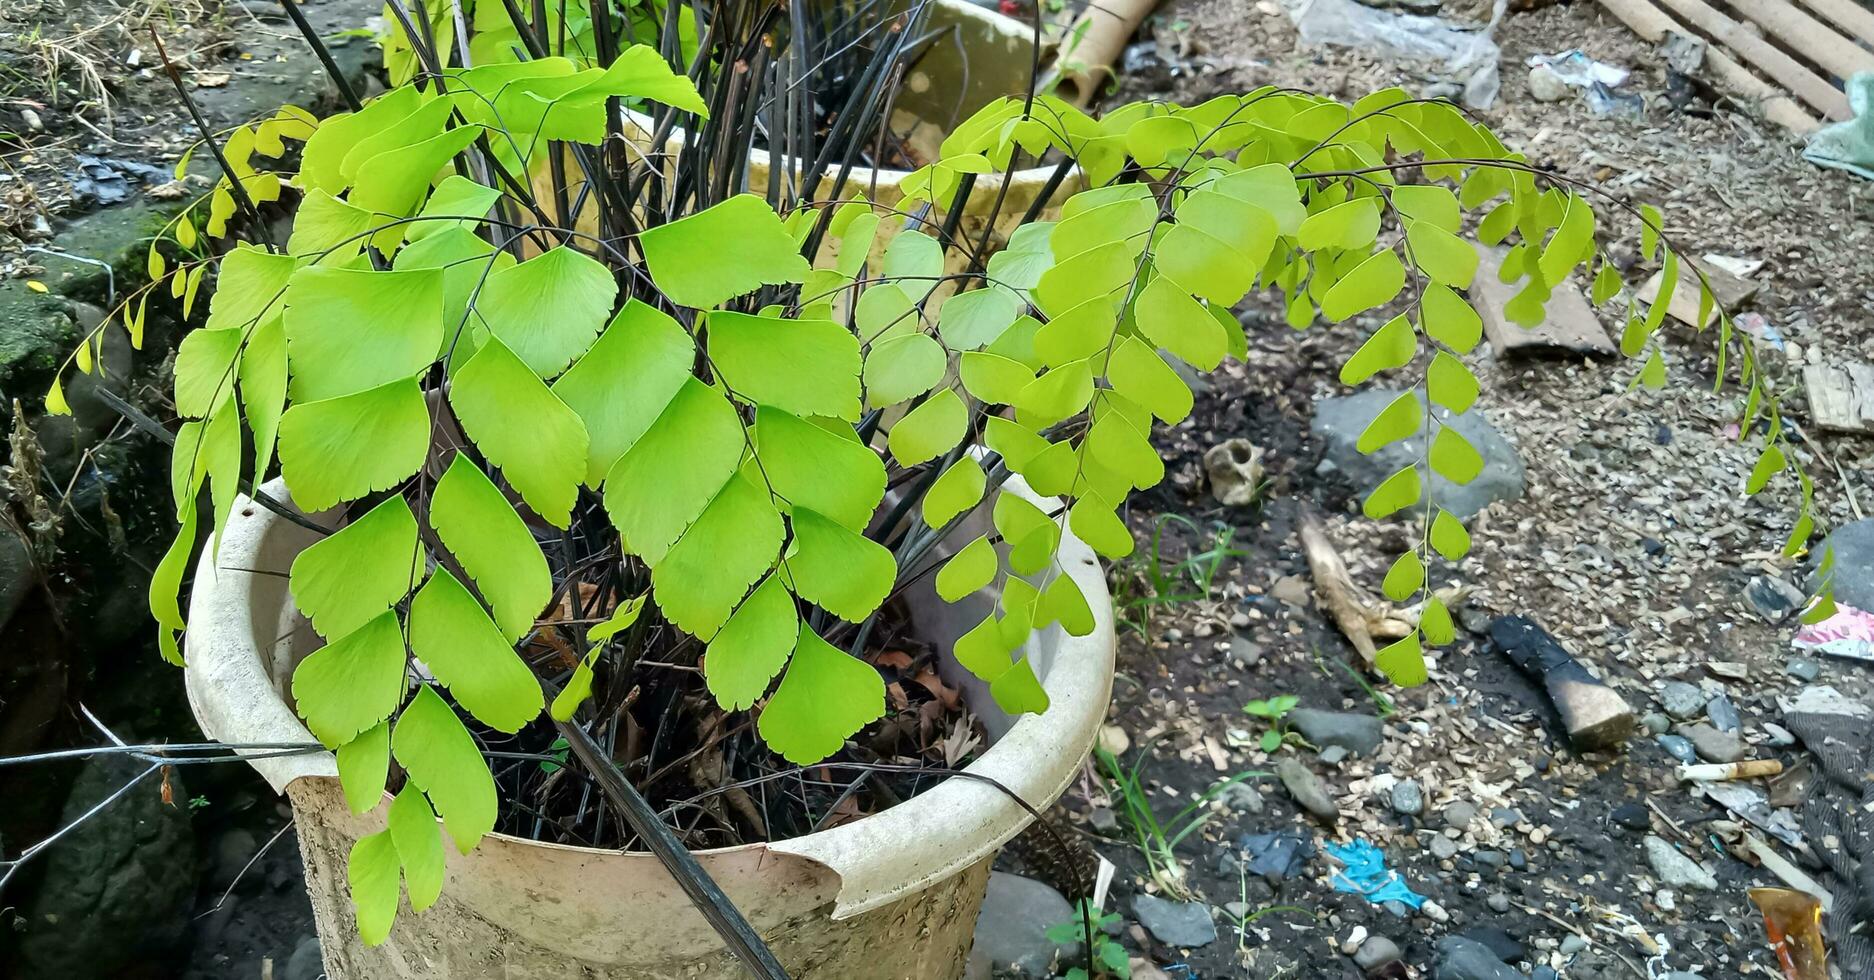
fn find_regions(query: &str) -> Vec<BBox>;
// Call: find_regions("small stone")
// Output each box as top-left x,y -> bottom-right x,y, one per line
1225,901 -> 1251,920
1228,611 -> 1250,629
1643,835 -> 1717,891
1430,835 -> 1460,861
1442,801 -> 1478,830
1277,757 -> 1338,821
1218,781 -> 1263,815
1486,892 -> 1511,913
1382,899 -> 1411,918
1132,893 -> 1217,948
1421,899 -> 1450,923
1656,889 -> 1677,911
1228,635 -> 1264,669
1560,934 -> 1588,955
1705,694 -> 1742,733
1341,925 -> 1368,955
1089,807 -> 1120,834
1097,725 -> 1130,757
1609,802 -> 1649,831
1526,64 -> 1571,101
1354,934 -> 1403,971
1488,807 -> 1523,829
1434,935 -> 1519,979
1391,779 -> 1425,816
1659,681 -> 1707,720
1655,734 -> 1698,764
1763,722 -> 1798,747
1677,723 -> 1745,763
1474,849 -> 1507,870
1319,745 -> 1350,765
1744,575 -> 1804,624
1286,708 -> 1386,756
1785,658 -> 1820,682
1640,712 -> 1671,735
1508,849 -> 1528,870
973,872 -> 1081,975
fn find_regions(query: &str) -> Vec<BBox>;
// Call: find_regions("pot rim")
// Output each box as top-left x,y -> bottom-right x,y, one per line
184,472 -> 1114,919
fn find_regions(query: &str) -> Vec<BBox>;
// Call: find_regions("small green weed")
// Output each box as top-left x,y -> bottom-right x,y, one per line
1112,514 -> 1249,634
1240,694 -> 1300,752
1044,900 -> 1128,979
1094,744 -> 1265,896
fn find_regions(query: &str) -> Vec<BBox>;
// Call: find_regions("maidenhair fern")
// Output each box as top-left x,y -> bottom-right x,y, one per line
46,34 -> 1815,947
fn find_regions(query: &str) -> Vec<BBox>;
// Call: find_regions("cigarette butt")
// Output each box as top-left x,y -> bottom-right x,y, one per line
1676,759 -> 1784,781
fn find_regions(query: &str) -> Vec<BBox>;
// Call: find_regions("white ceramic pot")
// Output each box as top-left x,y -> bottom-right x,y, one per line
184,474 -> 1115,979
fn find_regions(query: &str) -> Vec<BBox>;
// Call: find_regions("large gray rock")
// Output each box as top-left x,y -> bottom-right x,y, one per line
1312,389 -> 1524,519
1643,835 -> 1717,891
1277,757 -> 1339,821
1814,519 -> 1874,611
1131,893 -> 1216,948
970,871 -> 1079,976
1286,708 -> 1385,756
9,754 -> 198,978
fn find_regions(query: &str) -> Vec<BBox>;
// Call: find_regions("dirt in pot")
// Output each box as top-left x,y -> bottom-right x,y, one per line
452,579 -> 990,851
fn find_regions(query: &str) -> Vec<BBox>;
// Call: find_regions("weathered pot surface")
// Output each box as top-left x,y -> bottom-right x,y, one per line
184,472 -> 1115,979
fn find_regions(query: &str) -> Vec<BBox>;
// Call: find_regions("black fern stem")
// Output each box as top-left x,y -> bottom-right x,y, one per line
277,0 -> 363,111
551,712 -> 789,979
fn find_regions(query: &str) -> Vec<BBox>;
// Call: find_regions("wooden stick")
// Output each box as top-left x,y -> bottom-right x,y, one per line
1649,0 -> 1853,118
1046,0 -> 1161,108
1724,0 -> 1874,83
1594,0 -> 1825,132
1299,517 -> 1378,667
1792,0 -> 1874,50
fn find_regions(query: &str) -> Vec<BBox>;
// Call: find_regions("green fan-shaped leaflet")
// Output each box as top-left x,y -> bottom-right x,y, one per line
651,473 -> 783,639
288,494 -> 425,640
602,377 -> 745,564
387,783 -> 445,913
551,301 -> 695,487
336,721 -> 389,814
428,454 -> 552,643
391,227 -> 515,363
924,457 -> 986,529
240,317 -> 287,480
1106,337 -> 1192,424
937,535 -> 996,601
409,175 -> 501,241
1136,274 -> 1226,371
785,507 -> 895,622
1035,297 -> 1118,368
989,657 -> 1050,715
992,490 -> 1059,577
449,335 -> 590,528
704,574 -> 797,711
348,125 -> 484,224
346,830 -> 401,946
287,190 -> 377,260
1422,286 -> 1482,356
640,194 -> 810,309
299,86 -> 423,194
290,610 -> 407,748
755,622 -> 886,765
1320,248 -> 1406,323
276,376 -> 430,513
888,388 -> 967,466
407,568 -> 546,732
708,311 -> 862,421
282,265 -> 444,403
938,287 -> 1021,351
392,684 -> 498,853
751,407 -> 885,532
864,333 -> 946,408
173,327 -> 241,419
959,351 -> 1035,406
472,245 -> 618,378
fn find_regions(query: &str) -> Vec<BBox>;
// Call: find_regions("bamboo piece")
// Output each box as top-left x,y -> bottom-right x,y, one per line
1047,0 -> 1161,108
1593,0 -> 1823,132
1792,0 -> 1874,50
1725,0 -> 1874,83
1650,0 -> 1853,118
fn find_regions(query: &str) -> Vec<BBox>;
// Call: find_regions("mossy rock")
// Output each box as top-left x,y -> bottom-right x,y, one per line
0,280 -> 80,395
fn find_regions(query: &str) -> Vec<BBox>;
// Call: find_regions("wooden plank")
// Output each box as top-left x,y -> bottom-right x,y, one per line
1724,0 -> 1874,83
1593,0 -> 1823,133
1473,248 -> 1618,358
1636,258 -> 1758,329
1651,0 -> 1854,119
1792,0 -> 1874,50
1803,361 -> 1874,434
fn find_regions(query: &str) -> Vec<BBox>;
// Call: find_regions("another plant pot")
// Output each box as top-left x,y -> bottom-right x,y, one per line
546,0 -> 1077,269
183,476 -> 1115,979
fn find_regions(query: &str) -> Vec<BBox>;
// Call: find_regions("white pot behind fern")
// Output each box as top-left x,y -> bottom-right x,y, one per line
183,472 -> 1114,979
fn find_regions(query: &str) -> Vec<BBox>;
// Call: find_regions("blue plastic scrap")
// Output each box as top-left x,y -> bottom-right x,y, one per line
1324,838 -> 1426,910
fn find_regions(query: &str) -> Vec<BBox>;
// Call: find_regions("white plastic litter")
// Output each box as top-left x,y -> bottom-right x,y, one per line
1290,0 -> 1505,109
